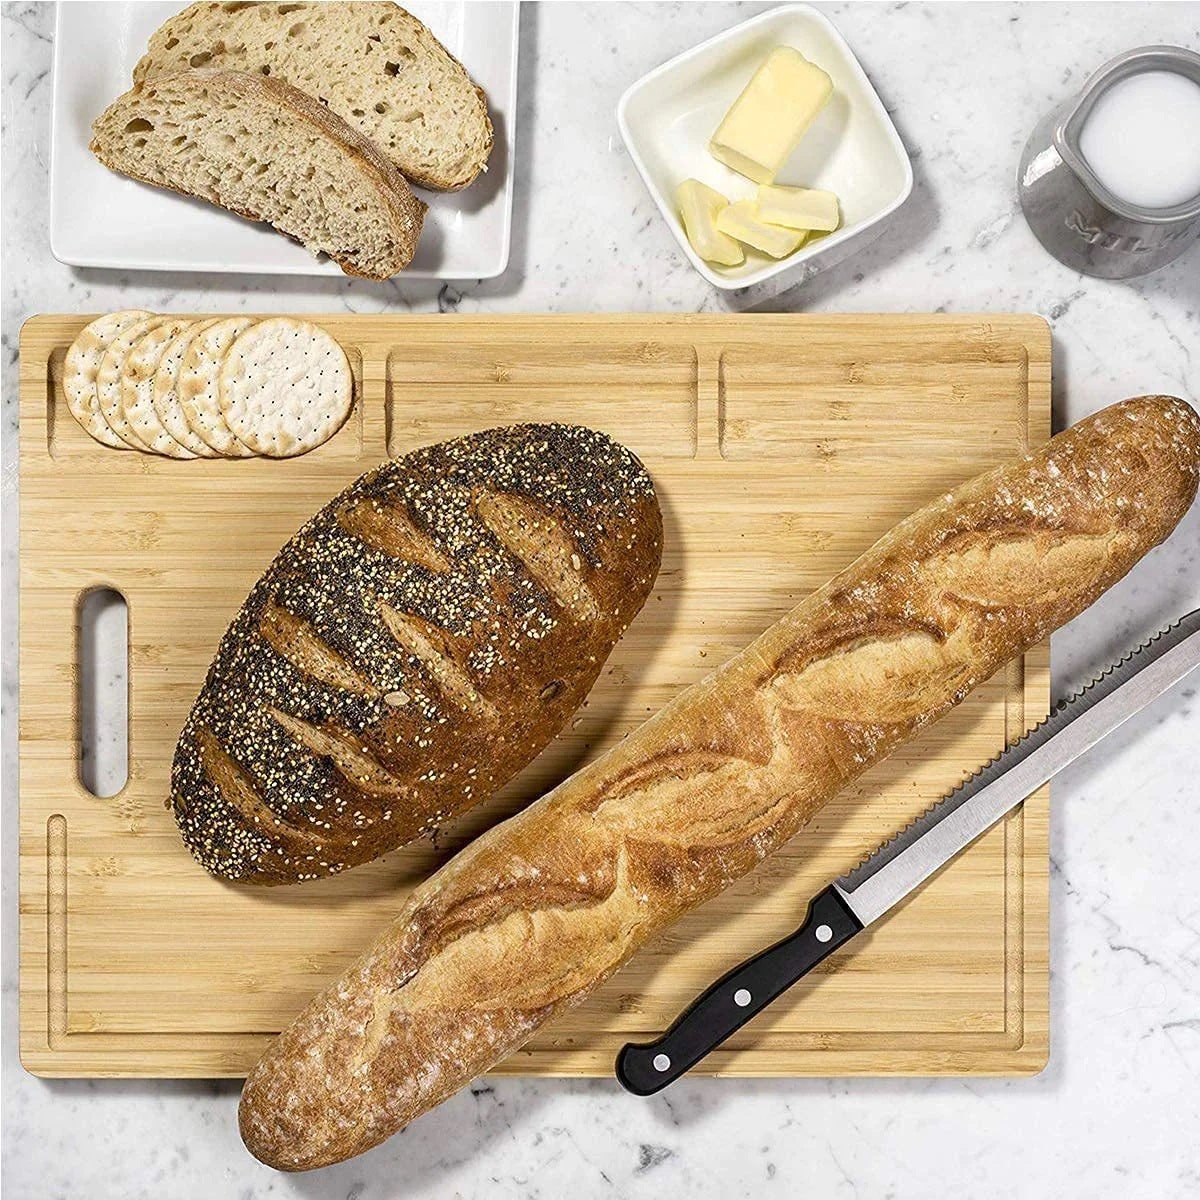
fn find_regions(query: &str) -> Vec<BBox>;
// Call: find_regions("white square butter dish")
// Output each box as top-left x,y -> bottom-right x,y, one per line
618,4 -> 913,291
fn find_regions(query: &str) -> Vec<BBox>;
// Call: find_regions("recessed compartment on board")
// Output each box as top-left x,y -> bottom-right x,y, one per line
386,337 -> 700,462
718,325 -> 1034,468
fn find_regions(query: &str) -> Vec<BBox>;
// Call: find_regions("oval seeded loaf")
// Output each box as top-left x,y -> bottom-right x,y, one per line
239,397 -> 1200,1168
133,1 -> 493,191
171,424 -> 663,885
90,69 -> 426,279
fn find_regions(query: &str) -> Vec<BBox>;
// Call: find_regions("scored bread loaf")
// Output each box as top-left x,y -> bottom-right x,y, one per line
172,424 -> 662,884
90,70 -> 426,279
240,396 -> 1200,1170
133,2 -> 493,191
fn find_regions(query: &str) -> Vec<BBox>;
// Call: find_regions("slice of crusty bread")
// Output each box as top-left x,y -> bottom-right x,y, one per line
90,69 -> 426,279
133,2 -> 493,191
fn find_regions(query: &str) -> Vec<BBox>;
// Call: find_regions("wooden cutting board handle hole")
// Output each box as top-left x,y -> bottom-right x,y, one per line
77,587 -> 129,798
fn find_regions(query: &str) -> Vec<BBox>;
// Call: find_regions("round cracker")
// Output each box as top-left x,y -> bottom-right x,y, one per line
64,310 -> 154,449
152,319 -> 224,459
95,316 -> 180,451
219,318 -> 353,459
178,317 -> 257,457
118,318 -> 199,458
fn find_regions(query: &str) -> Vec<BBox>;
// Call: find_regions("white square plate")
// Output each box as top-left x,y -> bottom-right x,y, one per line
50,1 -> 519,279
618,3 -> 912,290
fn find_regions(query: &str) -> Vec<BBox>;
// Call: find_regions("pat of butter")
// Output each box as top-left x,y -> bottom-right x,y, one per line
677,179 -> 745,266
756,185 -> 841,232
716,201 -> 807,258
710,47 -> 833,184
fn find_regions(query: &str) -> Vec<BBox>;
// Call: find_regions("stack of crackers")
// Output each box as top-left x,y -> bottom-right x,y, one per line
64,312 -> 354,459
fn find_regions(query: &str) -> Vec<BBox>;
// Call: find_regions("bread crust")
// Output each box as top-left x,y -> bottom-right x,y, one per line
239,396 -> 1200,1170
89,70 -> 427,278
172,423 -> 663,884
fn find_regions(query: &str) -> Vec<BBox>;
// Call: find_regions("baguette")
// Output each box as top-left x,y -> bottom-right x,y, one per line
241,396 -> 1200,1169
90,70 -> 426,279
173,424 -> 662,884
133,1 -> 493,191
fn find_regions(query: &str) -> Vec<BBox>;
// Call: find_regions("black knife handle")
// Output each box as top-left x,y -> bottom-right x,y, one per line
615,886 -> 862,1096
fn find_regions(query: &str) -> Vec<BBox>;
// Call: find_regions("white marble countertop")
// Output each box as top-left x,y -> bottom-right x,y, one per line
3,3 -> 1199,1197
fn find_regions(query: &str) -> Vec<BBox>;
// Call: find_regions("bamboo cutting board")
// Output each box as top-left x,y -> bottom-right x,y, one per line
19,313 -> 1051,1078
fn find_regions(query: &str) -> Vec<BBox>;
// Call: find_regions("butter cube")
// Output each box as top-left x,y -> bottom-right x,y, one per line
716,200 -> 808,258
756,185 -> 841,232
710,47 -> 833,184
677,179 -> 745,266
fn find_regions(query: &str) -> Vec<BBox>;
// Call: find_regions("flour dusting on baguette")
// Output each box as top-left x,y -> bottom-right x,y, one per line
239,396 -> 1200,1171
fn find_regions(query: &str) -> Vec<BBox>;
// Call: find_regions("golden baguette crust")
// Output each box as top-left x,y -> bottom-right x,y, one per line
172,423 -> 662,884
240,396 -> 1200,1169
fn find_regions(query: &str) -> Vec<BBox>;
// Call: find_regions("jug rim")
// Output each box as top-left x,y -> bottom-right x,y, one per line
1054,44 -> 1200,225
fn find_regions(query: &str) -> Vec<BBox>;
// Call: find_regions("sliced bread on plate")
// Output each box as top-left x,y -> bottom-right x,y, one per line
132,1 -> 493,191
90,69 -> 426,279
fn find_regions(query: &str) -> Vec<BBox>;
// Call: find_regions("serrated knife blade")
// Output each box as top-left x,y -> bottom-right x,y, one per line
833,607 -> 1200,925
616,609 -> 1200,1095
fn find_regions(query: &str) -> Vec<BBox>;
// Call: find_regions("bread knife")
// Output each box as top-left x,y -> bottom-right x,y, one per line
615,608 -> 1200,1095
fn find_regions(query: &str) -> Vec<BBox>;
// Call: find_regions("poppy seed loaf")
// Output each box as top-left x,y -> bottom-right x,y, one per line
171,424 -> 664,884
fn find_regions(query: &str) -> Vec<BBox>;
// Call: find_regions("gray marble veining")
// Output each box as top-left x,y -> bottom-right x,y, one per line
3,3 -> 1199,1198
